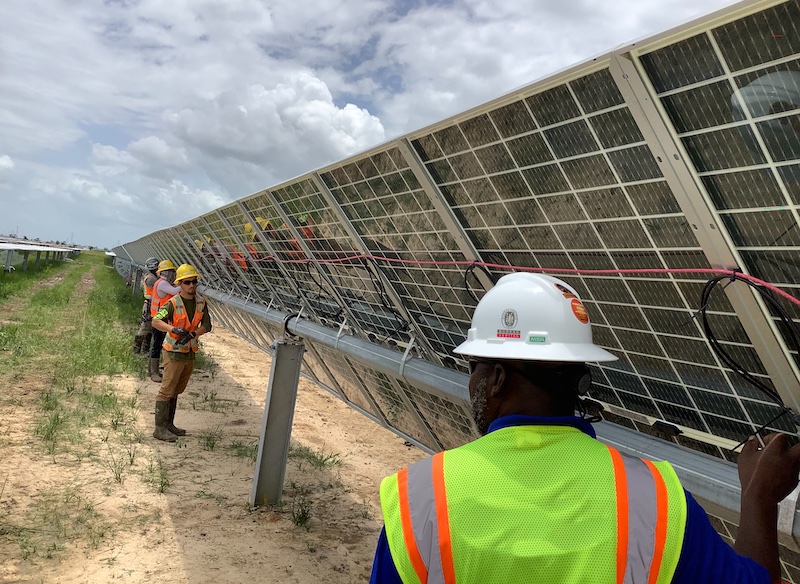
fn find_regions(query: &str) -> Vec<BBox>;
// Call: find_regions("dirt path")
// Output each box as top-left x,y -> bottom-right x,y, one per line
0,324 -> 426,583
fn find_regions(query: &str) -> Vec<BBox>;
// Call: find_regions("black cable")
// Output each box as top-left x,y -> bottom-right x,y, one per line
305,261 -> 330,298
699,273 -> 795,405
463,262 -> 495,304
364,257 -> 409,337
732,408 -> 795,451
698,271 -> 800,445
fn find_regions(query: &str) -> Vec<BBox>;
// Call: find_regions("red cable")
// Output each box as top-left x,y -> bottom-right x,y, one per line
242,252 -> 800,308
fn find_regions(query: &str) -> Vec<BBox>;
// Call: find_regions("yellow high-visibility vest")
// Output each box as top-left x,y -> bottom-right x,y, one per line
380,424 -> 686,584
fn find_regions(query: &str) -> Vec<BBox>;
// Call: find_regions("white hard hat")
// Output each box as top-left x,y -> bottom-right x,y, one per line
453,272 -> 617,362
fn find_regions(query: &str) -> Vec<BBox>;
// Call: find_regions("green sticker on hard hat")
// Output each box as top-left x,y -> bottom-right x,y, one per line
528,335 -> 547,343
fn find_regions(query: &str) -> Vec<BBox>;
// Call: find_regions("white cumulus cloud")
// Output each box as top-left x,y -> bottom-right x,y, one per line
0,155 -> 15,171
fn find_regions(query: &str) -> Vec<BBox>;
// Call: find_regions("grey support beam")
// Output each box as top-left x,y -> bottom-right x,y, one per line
250,339 -> 305,507
310,172 -> 443,363
395,138 -> 495,292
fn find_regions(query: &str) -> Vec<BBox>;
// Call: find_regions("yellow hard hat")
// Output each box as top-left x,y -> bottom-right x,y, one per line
157,259 -> 177,273
175,264 -> 201,283
256,216 -> 271,230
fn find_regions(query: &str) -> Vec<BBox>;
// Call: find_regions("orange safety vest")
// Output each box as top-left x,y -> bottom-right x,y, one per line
150,277 -> 176,318
233,251 -> 247,270
143,274 -> 155,300
162,295 -> 206,353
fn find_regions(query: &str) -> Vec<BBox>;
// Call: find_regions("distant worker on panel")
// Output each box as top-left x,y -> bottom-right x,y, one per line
371,272 -> 800,584
148,259 -> 181,382
151,264 -> 212,442
133,257 -> 159,355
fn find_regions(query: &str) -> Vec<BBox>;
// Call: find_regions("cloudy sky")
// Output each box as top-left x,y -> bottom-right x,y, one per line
0,0 -> 734,249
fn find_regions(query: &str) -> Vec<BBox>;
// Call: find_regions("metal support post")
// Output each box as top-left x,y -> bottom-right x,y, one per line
22,251 -> 29,271
250,339 -> 305,507
132,268 -> 142,297
45,251 -> 50,265
34,251 -> 41,270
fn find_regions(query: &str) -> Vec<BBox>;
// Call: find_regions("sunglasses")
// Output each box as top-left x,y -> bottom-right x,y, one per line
181,279 -> 198,285
468,358 -> 495,374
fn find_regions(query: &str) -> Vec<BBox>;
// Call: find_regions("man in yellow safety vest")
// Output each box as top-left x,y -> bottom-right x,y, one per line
151,263 -> 211,442
372,272 -> 800,584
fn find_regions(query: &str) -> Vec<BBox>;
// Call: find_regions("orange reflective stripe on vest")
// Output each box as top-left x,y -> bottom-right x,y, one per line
397,446 -> 673,584
400,453 -> 455,584
643,460 -> 669,584
607,445 -> 671,584
608,447 -> 628,584
398,467 -> 428,583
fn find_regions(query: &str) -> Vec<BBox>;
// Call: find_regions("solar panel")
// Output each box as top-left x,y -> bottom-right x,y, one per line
116,1 -> 800,577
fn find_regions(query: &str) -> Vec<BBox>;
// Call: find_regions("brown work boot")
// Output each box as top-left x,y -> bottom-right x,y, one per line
167,398 -> 186,436
149,357 -> 163,382
153,401 -> 177,442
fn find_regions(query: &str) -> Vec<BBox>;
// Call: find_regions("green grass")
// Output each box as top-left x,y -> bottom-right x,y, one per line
0,259 -> 67,303
0,485 -> 111,559
288,443 -> 343,470
198,424 -> 224,451
0,252 -> 151,455
226,439 -> 259,463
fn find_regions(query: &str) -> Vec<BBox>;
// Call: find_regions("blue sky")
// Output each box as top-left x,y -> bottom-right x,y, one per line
0,0 -> 736,248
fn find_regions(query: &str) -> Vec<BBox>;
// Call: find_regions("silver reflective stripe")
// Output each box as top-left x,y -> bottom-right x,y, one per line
403,450 -> 665,584
621,454 -> 659,584
405,456 -> 445,584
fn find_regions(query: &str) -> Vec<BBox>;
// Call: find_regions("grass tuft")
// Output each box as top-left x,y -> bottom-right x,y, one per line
288,443 -> 343,470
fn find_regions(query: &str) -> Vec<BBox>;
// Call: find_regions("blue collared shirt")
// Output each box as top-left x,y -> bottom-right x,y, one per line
369,415 -> 769,584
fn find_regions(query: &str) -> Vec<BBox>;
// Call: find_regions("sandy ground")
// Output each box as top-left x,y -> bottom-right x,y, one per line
0,324 -> 426,583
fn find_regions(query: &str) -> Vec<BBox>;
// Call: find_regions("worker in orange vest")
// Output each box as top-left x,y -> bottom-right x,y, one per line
133,257 -> 159,355
148,260 -> 181,382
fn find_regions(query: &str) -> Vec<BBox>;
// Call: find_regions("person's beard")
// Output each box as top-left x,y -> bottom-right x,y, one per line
470,377 -> 489,436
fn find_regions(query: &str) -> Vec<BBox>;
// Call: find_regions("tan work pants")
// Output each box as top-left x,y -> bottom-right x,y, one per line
157,352 -> 195,401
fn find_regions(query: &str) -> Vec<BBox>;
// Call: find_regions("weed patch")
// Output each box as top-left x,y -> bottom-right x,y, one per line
198,424 -> 224,451
0,485 -> 111,560
288,442 -> 343,470
226,439 -> 259,463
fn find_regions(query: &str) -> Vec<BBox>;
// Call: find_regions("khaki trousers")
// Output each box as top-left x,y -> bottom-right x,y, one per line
157,352 -> 195,401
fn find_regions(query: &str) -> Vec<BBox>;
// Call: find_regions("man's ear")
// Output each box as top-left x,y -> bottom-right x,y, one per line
489,363 -> 508,398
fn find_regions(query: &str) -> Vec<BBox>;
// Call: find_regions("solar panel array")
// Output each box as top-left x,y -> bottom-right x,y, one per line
115,1 -> 800,578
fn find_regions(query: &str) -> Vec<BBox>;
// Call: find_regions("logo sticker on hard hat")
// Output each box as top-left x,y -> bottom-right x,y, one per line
497,329 -> 521,339
571,299 -> 589,324
501,309 -> 518,328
